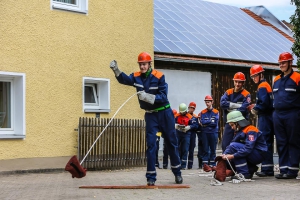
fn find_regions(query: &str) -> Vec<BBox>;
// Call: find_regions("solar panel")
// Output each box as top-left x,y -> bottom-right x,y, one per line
154,0 -> 296,64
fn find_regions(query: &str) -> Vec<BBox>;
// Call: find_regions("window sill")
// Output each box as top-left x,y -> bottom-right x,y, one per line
0,134 -> 25,139
52,6 -> 88,14
84,109 -> 110,113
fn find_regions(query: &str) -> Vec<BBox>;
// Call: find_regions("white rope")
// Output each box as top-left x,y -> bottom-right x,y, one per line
80,91 -> 140,165
210,179 -> 223,186
225,156 -> 254,183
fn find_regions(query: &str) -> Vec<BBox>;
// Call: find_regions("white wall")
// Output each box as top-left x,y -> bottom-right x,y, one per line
157,69 -> 212,151
159,69 -> 211,115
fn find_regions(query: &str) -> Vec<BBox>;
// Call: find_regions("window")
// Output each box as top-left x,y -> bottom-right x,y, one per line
51,0 -> 88,14
0,72 -> 25,139
83,77 -> 110,113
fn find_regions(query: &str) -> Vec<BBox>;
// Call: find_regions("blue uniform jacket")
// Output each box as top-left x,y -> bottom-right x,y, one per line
253,79 -> 274,115
175,113 -> 198,134
116,69 -> 170,110
199,108 -> 219,134
224,125 -> 267,158
220,88 -> 251,122
273,70 -> 300,110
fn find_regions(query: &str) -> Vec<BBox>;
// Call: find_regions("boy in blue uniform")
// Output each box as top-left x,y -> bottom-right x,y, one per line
220,72 -> 251,151
273,52 -> 300,179
199,95 -> 219,167
249,65 -> 274,177
175,103 -> 198,170
109,52 -> 182,185
222,111 -> 268,179
187,102 -> 199,169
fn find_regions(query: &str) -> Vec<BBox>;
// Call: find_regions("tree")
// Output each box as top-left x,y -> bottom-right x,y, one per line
291,0 -> 300,68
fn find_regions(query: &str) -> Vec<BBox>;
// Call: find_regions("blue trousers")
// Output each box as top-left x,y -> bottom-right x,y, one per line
225,142 -> 264,176
202,132 -> 218,166
163,140 -> 169,168
176,131 -> 191,169
258,114 -> 274,173
273,110 -> 300,176
145,108 -> 181,181
188,131 -> 196,168
196,131 -> 204,167
222,123 -> 234,151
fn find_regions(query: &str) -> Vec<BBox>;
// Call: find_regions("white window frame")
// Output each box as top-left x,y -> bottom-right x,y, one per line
0,71 -> 25,139
83,77 -> 110,113
51,0 -> 88,14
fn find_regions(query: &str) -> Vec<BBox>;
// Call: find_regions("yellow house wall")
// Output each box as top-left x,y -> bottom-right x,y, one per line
0,1 -> 153,160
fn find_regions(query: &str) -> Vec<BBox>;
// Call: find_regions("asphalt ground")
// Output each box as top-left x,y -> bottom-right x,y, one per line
0,157 -> 299,200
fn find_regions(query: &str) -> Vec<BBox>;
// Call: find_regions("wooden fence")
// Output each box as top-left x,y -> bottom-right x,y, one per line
78,117 -> 147,170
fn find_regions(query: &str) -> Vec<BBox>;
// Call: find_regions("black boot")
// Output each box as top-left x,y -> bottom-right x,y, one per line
147,179 -> 155,186
255,172 -> 274,177
198,158 -> 203,169
175,175 -> 183,184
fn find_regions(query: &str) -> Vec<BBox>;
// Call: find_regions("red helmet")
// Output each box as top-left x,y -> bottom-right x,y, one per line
137,52 -> 152,63
250,65 -> 264,76
233,72 -> 246,81
278,52 -> 293,62
204,95 -> 213,101
172,109 -> 178,115
188,102 -> 196,109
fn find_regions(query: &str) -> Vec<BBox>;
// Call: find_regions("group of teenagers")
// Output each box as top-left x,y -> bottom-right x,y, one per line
110,51 -> 300,186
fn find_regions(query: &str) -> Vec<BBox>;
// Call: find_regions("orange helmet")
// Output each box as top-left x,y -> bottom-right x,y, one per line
278,52 -> 293,62
233,72 -> 246,81
188,102 -> 196,109
137,52 -> 152,63
204,95 -> 213,101
172,109 -> 178,115
250,65 -> 264,76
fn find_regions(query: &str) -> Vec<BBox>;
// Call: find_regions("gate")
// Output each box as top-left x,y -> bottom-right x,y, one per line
78,117 -> 147,170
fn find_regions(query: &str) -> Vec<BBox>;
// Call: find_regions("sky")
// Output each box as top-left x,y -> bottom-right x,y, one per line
204,0 -> 296,22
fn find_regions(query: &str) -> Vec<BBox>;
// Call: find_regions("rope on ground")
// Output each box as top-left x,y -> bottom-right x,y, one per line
210,179 -> 223,186
225,156 -> 255,183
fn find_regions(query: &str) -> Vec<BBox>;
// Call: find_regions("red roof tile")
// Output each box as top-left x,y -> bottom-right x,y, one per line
241,8 -> 294,43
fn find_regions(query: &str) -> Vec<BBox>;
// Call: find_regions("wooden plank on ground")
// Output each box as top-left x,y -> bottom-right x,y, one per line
79,185 -> 190,189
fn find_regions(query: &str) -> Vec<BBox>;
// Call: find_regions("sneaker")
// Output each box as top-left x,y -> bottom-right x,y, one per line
231,174 -> 252,180
147,180 -> 155,186
175,175 -> 183,184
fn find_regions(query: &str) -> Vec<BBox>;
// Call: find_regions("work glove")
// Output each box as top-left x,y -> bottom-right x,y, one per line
137,91 -> 155,104
229,102 -> 242,109
183,125 -> 191,133
247,104 -> 255,111
175,124 -> 185,131
109,60 -> 122,77
251,109 -> 258,115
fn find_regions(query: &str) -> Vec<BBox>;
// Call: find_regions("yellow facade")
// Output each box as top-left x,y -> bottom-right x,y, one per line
0,1 -> 153,159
